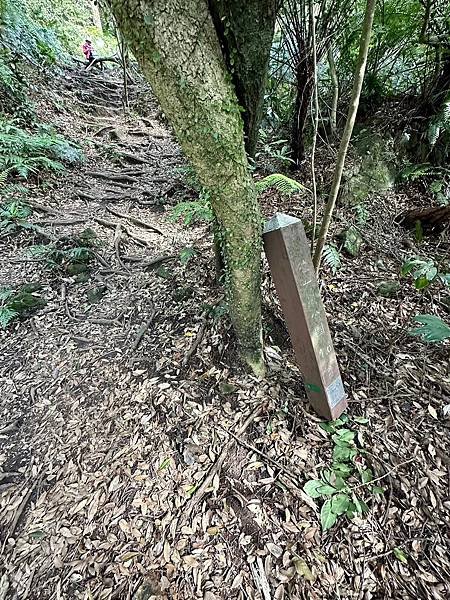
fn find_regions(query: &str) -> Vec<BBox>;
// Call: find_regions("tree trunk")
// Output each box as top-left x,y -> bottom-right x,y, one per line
313,0 -> 377,271
108,0 -> 265,375
328,47 -> 338,136
91,0 -> 103,33
291,55 -> 313,167
208,0 -> 278,158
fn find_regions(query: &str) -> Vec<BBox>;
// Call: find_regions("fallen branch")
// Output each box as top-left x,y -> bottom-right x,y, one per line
85,56 -> 119,72
26,201 -> 57,216
131,306 -> 156,352
116,151 -> 152,165
106,206 -> 164,235
33,218 -> 87,226
6,475 -> 43,540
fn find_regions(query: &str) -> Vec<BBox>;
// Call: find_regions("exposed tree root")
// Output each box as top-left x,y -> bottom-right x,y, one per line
106,206 -> 164,235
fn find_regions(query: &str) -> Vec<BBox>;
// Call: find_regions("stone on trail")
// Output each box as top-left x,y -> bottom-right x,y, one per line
377,280 -> 401,298
338,225 -> 363,257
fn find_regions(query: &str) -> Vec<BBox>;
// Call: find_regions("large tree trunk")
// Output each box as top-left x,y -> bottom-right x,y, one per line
291,55 -> 313,166
208,1 -> 278,158
108,0 -> 265,375
91,0 -> 103,33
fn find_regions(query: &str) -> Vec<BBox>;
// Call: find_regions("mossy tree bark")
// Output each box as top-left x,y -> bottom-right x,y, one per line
208,0 -> 278,158
108,0 -> 265,375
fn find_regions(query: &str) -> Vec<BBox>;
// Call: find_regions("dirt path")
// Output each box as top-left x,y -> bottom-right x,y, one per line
1,69 -> 450,600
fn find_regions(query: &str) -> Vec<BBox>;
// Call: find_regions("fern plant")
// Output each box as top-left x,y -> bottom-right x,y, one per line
323,244 -> 342,274
410,315 -> 450,343
0,119 -> 83,180
0,200 -> 34,235
428,96 -> 450,148
255,173 -> 308,196
170,190 -> 214,226
28,243 -> 92,272
0,284 -> 45,329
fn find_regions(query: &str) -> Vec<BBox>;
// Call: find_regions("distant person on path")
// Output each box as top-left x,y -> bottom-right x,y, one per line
82,39 -> 95,67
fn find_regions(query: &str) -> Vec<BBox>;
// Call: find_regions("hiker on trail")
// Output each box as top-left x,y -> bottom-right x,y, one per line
82,39 -> 95,67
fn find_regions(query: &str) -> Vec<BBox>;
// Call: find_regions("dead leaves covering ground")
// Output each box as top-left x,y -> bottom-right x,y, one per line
1,69 -> 450,599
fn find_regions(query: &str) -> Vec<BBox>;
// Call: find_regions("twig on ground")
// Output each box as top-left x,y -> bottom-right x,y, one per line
6,474 -> 43,540
131,306 -> 156,352
33,218 -> 87,226
89,171 -> 139,185
352,458 -> 416,491
183,313 -> 208,366
114,223 -> 127,270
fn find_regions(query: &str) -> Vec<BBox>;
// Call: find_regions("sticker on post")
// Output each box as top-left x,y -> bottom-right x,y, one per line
325,377 -> 345,409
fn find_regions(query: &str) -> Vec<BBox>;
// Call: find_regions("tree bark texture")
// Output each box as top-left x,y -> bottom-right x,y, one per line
208,0 -> 278,158
107,0 -> 265,375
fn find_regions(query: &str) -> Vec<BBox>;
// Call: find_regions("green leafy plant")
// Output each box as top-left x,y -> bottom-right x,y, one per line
398,163 -> 450,182
353,203 -> 369,225
254,173 -> 307,196
429,179 -> 449,206
0,284 -> 45,329
28,243 -> 93,274
409,314 -> 450,343
255,131 -> 294,166
401,257 -> 450,290
304,415 -> 382,530
323,244 -> 342,274
179,246 -> 196,265
170,190 -> 214,226
0,200 -> 35,235
0,119 -> 83,180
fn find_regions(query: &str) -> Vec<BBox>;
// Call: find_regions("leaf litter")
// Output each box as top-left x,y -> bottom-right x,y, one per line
0,67 -> 449,600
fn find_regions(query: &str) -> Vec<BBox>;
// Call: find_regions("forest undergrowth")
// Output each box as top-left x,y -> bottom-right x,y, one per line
0,58 -> 449,600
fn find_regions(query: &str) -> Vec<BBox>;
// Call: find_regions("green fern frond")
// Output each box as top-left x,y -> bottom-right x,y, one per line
409,314 -> 450,343
255,173 -> 308,196
0,307 -> 18,329
0,169 -> 9,187
170,198 -> 213,226
323,244 -> 342,274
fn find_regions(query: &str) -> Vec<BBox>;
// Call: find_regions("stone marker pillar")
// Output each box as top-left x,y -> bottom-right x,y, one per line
263,213 -> 347,420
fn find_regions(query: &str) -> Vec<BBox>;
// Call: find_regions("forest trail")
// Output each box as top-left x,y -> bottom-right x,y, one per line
1,68 -> 450,600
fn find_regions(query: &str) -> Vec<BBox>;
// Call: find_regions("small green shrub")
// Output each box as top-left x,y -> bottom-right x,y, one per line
401,256 -> 450,290
0,200 -> 36,235
0,119 -> 83,180
0,284 -> 46,329
304,415 -> 382,530
28,243 -> 93,274
170,190 -> 214,226
323,244 -> 342,274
